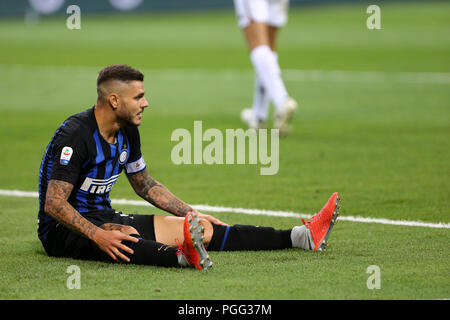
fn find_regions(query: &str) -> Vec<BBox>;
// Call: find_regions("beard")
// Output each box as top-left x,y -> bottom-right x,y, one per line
116,102 -> 141,127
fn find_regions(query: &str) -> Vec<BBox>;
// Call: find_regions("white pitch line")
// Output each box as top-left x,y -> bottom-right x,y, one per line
1,189 -> 449,229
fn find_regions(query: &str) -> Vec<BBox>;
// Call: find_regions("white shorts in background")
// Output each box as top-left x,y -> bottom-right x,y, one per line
234,0 -> 289,29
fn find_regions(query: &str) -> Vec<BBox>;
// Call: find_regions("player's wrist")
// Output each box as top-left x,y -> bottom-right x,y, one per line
89,225 -> 104,242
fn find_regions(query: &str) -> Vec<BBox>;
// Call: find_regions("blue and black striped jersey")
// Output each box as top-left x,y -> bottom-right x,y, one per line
37,107 -> 146,242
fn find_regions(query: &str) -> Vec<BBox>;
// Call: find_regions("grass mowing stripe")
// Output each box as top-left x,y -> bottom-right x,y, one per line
2,64 -> 450,84
2,189 -> 448,229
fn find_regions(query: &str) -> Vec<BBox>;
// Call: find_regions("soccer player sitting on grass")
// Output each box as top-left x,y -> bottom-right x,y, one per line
38,64 -> 340,270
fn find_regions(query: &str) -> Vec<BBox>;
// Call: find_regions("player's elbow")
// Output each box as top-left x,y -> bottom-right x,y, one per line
44,197 -> 54,215
44,195 -> 62,216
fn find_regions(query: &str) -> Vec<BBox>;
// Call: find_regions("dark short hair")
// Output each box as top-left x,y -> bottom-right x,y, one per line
97,64 -> 144,87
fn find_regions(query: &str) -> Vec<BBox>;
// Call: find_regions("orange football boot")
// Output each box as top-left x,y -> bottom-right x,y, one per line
302,192 -> 340,251
176,211 -> 213,270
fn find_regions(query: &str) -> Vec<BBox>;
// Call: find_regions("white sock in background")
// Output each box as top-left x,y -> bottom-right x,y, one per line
272,51 -> 281,76
250,45 -> 288,112
251,75 -> 270,122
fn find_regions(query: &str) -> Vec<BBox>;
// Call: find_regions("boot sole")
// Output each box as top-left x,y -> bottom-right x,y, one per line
316,194 -> 341,251
187,213 -> 213,270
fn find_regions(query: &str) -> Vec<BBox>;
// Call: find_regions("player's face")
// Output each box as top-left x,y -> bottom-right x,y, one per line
117,81 -> 149,126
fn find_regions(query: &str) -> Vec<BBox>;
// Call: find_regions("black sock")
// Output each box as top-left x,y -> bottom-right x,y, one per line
208,224 -> 292,251
123,234 -> 179,267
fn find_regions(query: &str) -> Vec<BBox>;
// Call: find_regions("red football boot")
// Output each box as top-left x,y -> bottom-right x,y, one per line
176,211 -> 213,270
302,192 -> 341,251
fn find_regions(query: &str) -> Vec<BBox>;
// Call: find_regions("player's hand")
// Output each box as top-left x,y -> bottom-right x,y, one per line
93,228 -> 139,263
196,211 -> 228,226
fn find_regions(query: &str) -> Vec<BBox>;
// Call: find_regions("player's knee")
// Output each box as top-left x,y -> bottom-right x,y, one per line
199,218 -> 212,229
122,225 -> 140,236
122,233 -> 142,250
199,218 -> 213,245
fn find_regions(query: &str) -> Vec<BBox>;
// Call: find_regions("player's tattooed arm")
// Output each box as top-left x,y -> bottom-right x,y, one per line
126,168 -> 193,217
45,180 -> 138,262
44,179 -> 98,239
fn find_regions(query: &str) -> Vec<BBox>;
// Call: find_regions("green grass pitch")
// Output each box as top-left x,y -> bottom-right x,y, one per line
0,1 -> 449,299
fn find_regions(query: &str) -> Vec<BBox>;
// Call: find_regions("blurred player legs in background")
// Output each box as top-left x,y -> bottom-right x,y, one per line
234,0 -> 298,136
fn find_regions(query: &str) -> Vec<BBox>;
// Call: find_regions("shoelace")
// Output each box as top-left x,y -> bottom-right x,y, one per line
175,238 -> 183,255
302,211 -> 327,238
302,211 -> 322,227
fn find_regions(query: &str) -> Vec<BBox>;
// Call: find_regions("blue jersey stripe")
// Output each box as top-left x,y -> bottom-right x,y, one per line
113,131 -> 124,176
105,144 -> 116,178
74,189 -> 89,213
93,130 -> 105,164
92,130 -> 105,211
118,130 -> 124,151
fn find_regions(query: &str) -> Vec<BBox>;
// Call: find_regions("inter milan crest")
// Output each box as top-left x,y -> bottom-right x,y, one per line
119,148 -> 129,165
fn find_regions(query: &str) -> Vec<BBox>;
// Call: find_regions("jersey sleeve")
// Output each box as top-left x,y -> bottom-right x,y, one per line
49,126 -> 88,186
123,126 -> 147,175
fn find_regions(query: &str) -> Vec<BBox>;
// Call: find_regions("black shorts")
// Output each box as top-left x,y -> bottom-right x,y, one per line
42,210 -> 156,262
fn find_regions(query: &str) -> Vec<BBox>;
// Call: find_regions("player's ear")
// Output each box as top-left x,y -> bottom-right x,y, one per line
108,93 -> 120,110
